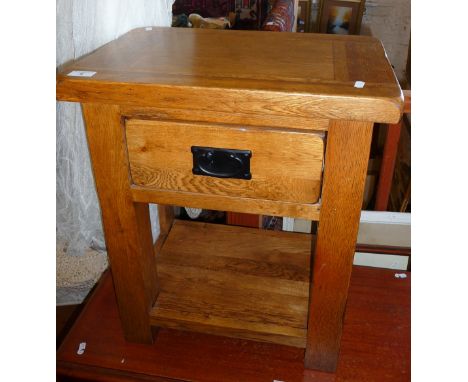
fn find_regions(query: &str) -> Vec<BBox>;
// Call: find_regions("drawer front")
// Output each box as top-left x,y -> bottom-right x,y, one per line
125,119 -> 324,204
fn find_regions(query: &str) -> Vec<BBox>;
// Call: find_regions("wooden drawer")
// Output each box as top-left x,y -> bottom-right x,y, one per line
125,119 -> 324,204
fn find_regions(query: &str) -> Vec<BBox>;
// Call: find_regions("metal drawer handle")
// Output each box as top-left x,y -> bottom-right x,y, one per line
191,146 -> 252,180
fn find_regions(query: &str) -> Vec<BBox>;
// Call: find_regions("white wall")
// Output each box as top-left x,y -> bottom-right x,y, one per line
56,1 -> 173,256
361,0 -> 411,83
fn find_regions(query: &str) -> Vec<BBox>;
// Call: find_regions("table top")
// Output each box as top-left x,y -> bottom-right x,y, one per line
57,27 -> 403,123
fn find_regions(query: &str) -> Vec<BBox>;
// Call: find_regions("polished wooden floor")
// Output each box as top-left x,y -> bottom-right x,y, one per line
57,266 -> 410,382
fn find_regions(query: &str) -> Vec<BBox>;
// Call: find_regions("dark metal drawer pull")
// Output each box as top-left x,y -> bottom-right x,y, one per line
191,146 -> 252,180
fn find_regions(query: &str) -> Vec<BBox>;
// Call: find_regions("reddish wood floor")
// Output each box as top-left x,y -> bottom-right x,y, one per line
57,267 -> 410,382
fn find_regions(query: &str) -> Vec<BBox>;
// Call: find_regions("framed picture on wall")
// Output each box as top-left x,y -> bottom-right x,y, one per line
318,0 -> 365,35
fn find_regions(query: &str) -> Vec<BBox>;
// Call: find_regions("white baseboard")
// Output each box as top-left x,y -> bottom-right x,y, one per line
285,211 -> 411,270
358,211 -> 410,247
354,252 -> 408,270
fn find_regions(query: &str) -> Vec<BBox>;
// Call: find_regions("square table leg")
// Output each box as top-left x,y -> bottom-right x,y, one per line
82,103 -> 158,343
304,120 -> 373,371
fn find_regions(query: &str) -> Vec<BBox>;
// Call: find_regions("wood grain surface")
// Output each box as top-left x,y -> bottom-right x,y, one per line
57,27 -> 403,123
156,205 -> 174,236
304,120 -> 374,371
57,266 -> 410,382
151,220 -> 311,348
120,105 -> 330,132
131,186 -> 321,220
56,26 -> 405,374
126,119 -> 324,204
82,103 -> 158,343
153,205 -> 174,257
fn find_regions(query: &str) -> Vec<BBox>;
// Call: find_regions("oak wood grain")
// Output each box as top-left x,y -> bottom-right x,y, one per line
157,205 -> 174,236
56,26 -> 405,373
126,119 -> 324,204
150,220 -> 311,348
304,120 -> 374,372
57,27 -> 403,123
82,103 -> 157,343
120,105 -> 330,132
131,186 -> 321,220
153,205 -> 175,257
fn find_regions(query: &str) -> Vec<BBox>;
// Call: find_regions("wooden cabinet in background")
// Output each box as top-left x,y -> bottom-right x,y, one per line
56,27 -> 403,372
297,0 -> 311,32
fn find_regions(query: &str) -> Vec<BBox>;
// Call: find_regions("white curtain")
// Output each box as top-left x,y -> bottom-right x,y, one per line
56,0 -> 174,257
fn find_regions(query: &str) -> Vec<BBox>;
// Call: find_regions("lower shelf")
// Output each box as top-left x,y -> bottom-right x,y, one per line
150,220 -> 312,348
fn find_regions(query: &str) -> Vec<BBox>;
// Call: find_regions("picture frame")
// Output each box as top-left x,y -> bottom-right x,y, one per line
317,0 -> 365,35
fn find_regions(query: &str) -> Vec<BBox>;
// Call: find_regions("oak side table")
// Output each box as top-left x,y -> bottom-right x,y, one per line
56,27 -> 403,372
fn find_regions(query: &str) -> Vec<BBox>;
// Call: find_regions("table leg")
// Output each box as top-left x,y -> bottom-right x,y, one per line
82,103 -> 158,343
154,205 -> 175,256
158,205 -> 175,235
375,120 -> 402,211
304,120 -> 373,371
